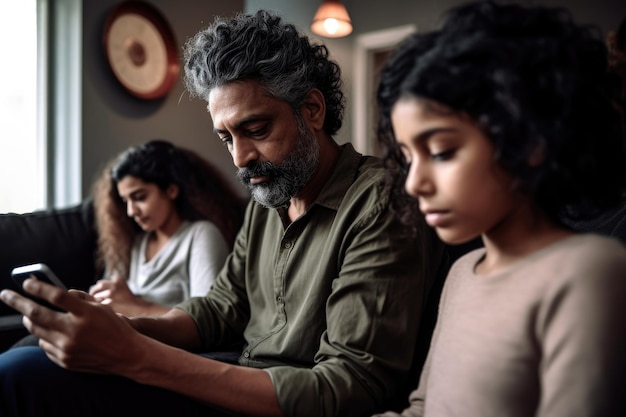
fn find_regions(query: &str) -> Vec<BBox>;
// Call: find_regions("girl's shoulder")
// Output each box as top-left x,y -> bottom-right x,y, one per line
185,220 -> 224,239
535,234 -> 626,293
557,234 -> 626,263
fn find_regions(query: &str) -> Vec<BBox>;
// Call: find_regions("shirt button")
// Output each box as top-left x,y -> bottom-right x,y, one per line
277,296 -> 283,303
243,351 -> 250,358
283,241 -> 292,249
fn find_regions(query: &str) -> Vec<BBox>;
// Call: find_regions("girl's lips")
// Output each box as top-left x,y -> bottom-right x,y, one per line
424,211 -> 451,227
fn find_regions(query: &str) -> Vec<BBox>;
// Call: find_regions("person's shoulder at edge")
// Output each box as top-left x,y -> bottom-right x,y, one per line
554,233 -> 626,273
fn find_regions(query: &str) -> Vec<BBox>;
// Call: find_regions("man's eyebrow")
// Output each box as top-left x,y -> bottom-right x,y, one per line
213,115 -> 269,135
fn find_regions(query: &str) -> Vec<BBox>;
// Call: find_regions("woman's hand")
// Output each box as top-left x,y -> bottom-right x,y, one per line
89,275 -> 136,304
89,276 -> 169,317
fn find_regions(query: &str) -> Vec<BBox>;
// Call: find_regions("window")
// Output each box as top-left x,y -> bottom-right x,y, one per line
0,1 -> 44,213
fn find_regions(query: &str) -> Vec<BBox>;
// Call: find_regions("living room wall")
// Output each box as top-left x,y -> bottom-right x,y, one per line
80,0 -> 245,200
247,0 -> 625,153
78,0 -> 625,201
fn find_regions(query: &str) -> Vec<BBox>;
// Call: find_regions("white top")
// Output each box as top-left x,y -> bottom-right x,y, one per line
127,220 -> 229,306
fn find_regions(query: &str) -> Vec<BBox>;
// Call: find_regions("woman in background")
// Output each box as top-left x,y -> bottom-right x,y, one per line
89,139 -> 247,316
374,1 -> 626,416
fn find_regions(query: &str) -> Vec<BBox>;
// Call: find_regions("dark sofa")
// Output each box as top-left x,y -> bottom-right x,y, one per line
0,200 -> 100,351
1,196 -> 625,356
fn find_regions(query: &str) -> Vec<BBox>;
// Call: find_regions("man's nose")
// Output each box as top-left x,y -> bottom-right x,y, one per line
231,137 -> 258,168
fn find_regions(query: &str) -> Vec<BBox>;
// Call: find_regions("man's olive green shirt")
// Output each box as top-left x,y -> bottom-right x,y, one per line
178,143 -> 440,417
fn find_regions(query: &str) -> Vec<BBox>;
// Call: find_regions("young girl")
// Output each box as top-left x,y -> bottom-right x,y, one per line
89,140 -> 247,316
374,1 -> 626,416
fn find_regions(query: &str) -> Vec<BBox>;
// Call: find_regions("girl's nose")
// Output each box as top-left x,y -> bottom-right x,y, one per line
405,159 -> 434,198
126,201 -> 138,217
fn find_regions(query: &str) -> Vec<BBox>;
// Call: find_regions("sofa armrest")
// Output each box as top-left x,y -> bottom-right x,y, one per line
0,314 -> 27,352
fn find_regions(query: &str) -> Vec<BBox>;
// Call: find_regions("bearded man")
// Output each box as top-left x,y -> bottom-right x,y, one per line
0,10 -> 443,417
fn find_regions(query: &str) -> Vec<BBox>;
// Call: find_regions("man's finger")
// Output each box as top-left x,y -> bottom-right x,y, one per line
22,278 -> 90,315
0,289 -> 40,316
69,289 -> 97,302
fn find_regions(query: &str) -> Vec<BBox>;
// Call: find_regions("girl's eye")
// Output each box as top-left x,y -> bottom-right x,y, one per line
431,149 -> 455,161
219,136 -> 232,146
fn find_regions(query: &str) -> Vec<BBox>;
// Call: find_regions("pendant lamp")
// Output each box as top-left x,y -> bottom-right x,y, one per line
311,0 -> 353,38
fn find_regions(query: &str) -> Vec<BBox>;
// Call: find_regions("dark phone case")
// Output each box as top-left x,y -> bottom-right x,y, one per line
11,263 -> 67,312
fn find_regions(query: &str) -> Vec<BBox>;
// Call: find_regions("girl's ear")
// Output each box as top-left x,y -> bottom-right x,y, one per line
166,184 -> 180,200
528,143 -> 546,167
301,88 -> 326,131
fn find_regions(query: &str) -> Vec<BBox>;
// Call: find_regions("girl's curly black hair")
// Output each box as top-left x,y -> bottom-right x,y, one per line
184,10 -> 345,136
377,0 -> 625,233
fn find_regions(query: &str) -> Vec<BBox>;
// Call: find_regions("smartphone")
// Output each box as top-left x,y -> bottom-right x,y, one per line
11,263 -> 68,311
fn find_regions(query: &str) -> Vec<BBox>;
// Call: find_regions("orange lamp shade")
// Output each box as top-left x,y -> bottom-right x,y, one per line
311,0 -> 353,38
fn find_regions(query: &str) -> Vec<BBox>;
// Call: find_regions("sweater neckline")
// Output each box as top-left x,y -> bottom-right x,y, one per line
470,234 -> 586,280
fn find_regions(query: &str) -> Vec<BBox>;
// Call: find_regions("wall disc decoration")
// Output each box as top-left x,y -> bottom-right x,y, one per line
103,1 -> 179,100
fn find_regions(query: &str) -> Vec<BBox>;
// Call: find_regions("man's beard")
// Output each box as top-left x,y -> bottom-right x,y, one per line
236,116 -> 320,208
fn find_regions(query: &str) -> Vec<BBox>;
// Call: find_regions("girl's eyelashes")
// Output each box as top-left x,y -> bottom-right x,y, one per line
398,143 -> 455,163
430,148 -> 455,161
126,190 -> 148,202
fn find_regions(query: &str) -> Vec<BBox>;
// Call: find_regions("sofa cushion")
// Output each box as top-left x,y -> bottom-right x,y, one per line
0,199 -> 99,317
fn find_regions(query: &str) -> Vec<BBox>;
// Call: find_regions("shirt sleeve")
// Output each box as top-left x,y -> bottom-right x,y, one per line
265,200 -> 441,417
370,255 -> 464,417
187,221 -> 230,298
177,202 -> 253,350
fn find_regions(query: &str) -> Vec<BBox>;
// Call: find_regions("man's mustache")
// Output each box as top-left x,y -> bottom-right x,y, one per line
237,161 -> 279,184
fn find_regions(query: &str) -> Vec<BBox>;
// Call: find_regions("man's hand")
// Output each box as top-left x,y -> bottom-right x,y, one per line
0,278 -> 146,374
1,280 -> 281,416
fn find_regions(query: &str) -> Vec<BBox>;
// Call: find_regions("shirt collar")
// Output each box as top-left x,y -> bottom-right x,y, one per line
274,142 -> 364,221
312,142 -> 363,211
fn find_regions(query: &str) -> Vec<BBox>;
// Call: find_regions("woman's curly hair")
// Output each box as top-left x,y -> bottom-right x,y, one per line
377,0 -> 625,232
183,9 -> 345,136
92,140 -> 247,278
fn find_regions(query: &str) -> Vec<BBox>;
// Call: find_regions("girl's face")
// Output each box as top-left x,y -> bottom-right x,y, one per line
116,176 -> 180,233
391,96 -> 516,244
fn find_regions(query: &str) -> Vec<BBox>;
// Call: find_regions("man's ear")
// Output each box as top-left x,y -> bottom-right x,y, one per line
301,88 -> 326,131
